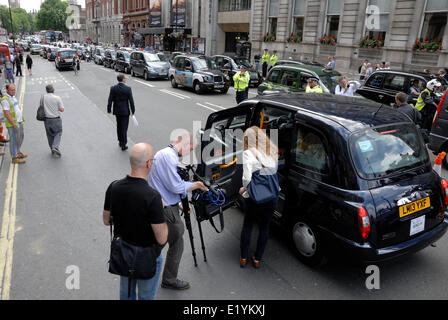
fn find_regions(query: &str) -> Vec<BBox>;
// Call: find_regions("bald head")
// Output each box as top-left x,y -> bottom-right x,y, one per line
130,143 -> 154,170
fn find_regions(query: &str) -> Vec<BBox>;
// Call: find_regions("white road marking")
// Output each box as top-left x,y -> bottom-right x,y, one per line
205,102 -> 226,110
134,80 -> 155,88
160,89 -> 191,99
196,103 -> 217,112
159,89 -> 189,100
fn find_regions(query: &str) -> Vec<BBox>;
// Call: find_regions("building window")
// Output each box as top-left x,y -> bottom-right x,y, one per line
325,0 -> 341,37
421,0 -> 448,42
267,0 -> 278,36
292,0 -> 305,37
218,0 -> 251,12
364,0 -> 391,41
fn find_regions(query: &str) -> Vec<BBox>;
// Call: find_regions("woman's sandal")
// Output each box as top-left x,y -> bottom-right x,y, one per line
240,258 -> 247,268
251,255 -> 260,268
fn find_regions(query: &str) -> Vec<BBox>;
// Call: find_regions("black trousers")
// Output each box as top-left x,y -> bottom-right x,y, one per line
16,66 -> 22,76
115,115 -> 129,147
420,105 -> 436,131
262,62 -> 268,78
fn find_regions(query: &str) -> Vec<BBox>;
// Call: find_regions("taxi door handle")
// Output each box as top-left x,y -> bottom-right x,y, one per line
220,157 -> 237,169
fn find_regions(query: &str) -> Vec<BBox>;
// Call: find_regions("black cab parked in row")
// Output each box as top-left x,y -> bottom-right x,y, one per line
103,49 -> 116,69
211,55 -> 263,87
94,47 -> 105,65
194,93 -> 448,266
115,50 -> 131,74
47,47 -> 58,61
169,55 -> 230,94
55,49 -> 77,70
357,70 -> 448,106
130,51 -> 170,80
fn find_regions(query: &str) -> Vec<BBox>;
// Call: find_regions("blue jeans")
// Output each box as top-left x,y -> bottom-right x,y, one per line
119,254 -> 163,300
6,69 -> 14,83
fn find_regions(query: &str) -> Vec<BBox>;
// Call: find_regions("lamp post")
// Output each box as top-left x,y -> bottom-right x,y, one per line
7,0 -> 15,47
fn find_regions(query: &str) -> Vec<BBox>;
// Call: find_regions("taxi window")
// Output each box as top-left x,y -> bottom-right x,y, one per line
293,127 -> 329,175
383,74 -> 406,91
366,73 -> 384,88
267,69 -> 282,84
280,70 -> 299,88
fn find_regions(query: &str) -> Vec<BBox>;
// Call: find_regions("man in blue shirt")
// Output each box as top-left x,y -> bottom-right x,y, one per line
148,132 -> 208,290
326,56 -> 335,70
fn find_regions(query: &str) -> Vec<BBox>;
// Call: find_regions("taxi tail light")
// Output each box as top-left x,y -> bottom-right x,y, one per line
358,207 -> 371,240
441,179 -> 448,207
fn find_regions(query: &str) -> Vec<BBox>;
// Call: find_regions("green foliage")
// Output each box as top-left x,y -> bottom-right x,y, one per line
35,0 -> 70,33
0,6 -> 36,34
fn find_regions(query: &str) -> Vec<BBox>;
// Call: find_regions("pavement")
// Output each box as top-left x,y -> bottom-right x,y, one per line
0,56 -> 448,300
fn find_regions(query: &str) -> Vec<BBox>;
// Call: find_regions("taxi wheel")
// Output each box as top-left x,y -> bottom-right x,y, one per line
144,71 -> 149,81
291,218 -> 327,267
194,81 -> 202,94
171,76 -> 178,88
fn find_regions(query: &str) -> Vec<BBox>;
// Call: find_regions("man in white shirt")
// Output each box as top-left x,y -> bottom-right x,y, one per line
335,77 -> 361,97
1,83 -> 26,163
43,84 -> 65,157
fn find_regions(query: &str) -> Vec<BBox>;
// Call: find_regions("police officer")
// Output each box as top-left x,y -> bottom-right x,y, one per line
415,79 -> 441,131
233,66 -> 250,104
269,50 -> 278,71
306,77 -> 323,93
261,49 -> 270,78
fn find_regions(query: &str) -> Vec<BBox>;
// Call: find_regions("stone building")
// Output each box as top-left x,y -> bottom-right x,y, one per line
68,3 -> 87,43
86,0 -> 123,44
249,0 -> 448,73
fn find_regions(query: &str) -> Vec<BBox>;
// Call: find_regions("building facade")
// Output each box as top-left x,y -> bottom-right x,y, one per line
68,3 -> 87,43
86,0 -> 123,44
250,0 -> 448,73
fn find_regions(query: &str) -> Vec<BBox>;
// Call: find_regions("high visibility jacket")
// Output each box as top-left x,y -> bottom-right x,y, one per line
415,88 -> 432,111
233,71 -> 250,92
306,85 -> 323,93
270,54 -> 278,66
1,96 -> 20,127
262,53 -> 270,64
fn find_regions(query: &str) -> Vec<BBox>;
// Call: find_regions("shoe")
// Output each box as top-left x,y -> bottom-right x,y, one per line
11,157 -> 25,164
240,258 -> 247,268
52,149 -> 61,157
161,279 -> 190,290
251,255 -> 260,269
121,145 -> 128,151
17,152 -> 28,159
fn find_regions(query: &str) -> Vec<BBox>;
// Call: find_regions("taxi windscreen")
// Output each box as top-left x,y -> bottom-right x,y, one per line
60,51 -> 76,59
349,123 -> 429,179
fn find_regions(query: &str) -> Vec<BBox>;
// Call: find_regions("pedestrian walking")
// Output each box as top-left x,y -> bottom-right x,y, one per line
1,84 -> 26,164
239,126 -> 279,269
107,74 -> 135,151
15,55 -> 22,77
4,57 -> 14,84
103,143 -> 168,300
147,132 -> 208,290
233,66 -> 250,104
359,59 -> 368,81
261,49 -> 269,78
26,54 -> 33,76
335,77 -> 361,96
326,56 -> 335,70
415,79 -> 441,131
395,92 -> 421,126
42,84 -> 64,157
72,55 -> 80,75
364,63 -> 373,79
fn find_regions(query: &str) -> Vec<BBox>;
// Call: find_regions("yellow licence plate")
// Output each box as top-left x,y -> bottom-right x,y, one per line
399,197 -> 430,218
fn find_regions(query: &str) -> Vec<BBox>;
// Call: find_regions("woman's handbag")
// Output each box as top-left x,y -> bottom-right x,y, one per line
36,96 -> 45,121
247,167 -> 280,204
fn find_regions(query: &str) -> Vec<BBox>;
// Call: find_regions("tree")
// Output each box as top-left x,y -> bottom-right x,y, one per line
35,0 -> 70,32
0,6 -> 35,34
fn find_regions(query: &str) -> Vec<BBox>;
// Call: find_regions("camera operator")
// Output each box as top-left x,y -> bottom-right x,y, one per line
147,132 -> 208,290
335,77 -> 361,97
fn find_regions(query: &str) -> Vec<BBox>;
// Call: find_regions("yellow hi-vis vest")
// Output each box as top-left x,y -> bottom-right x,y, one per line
306,85 -> 323,93
415,88 -> 431,111
233,71 -> 250,92
262,53 -> 270,64
270,54 -> 278,66
1,96 -> 20,128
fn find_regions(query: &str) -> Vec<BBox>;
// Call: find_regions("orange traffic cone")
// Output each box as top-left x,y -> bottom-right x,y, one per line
433,152 -> 447,176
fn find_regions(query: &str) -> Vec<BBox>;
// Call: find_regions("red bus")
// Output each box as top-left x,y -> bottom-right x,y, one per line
0,42 -> 11,66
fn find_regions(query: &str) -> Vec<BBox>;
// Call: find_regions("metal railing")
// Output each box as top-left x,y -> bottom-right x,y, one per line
218,0 -> 251,12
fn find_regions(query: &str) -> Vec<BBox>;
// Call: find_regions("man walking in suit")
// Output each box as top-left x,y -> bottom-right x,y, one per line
107,74 -> 135,151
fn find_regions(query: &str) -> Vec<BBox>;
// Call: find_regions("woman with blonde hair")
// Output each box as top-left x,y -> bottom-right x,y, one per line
239,126 -> 279,268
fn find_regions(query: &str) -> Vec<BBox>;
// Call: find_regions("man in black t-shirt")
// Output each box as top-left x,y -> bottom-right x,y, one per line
103,143 -> 168,300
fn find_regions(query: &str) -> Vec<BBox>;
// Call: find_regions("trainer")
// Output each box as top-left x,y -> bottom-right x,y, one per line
147,132 -> 208,290
107,74 -> 135,151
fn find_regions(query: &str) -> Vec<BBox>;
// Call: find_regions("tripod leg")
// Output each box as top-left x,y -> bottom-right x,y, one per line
197,219 -> 207,262
182,198 -> 198,267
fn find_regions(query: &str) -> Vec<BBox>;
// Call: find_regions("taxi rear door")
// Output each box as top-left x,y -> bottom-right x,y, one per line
195,102 -> 257,216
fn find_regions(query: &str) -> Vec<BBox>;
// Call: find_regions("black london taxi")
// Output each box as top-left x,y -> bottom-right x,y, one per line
357,70 -> 448,106
193,93 -> 448,266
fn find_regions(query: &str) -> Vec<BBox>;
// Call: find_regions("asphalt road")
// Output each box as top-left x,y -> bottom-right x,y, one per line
0,56 -> 448,300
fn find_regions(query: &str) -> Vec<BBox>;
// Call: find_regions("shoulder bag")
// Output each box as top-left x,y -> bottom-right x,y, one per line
107,182 -> 161,297
36,95 -> 46,121
247,154 -> 280,204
